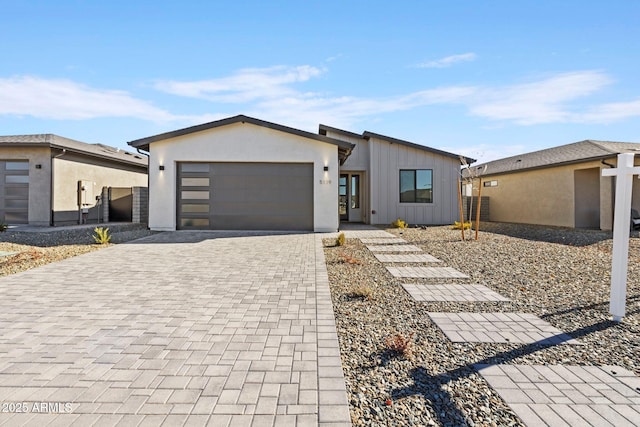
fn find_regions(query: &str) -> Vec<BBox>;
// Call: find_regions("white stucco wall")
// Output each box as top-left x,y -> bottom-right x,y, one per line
147,122 -> 340,232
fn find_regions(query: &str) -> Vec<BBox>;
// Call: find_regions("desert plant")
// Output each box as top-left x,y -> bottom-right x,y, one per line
391,218 -> 408,229
335,232 -> 346,246
451,221 -> 472,230
348,284 -> 373,300
0,223 -> 7,232
92,227 -> 111,244
384,332 -> 415,359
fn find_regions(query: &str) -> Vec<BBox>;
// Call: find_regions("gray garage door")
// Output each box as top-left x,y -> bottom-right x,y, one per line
177,162 -> 313,230
0,160 -> 29,224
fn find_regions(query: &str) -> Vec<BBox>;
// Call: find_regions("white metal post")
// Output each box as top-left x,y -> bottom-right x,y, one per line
602,153 -> 640,321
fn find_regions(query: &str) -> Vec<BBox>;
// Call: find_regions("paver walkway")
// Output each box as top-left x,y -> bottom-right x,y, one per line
373,254 -> 441,263
366,245 -> 423,252
358,238 -> 406,245
475,364 -> 640,426
402,284 -> 509,302
386,266 -> 469,279
0,231 -> 350,426
427,312 -> 582,345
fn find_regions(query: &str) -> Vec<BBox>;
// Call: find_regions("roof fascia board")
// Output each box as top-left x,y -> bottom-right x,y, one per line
473,154 -> 619,178
49,144 -> 148,169
0,141 -> 147,169
318,124 -> 364,140
128,115 -> 355,151
363,131 -> 476,164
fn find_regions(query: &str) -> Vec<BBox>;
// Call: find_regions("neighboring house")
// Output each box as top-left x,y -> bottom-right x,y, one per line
0,134 -> 148,225
128,114 -> 472,232
467,140 -> 640,230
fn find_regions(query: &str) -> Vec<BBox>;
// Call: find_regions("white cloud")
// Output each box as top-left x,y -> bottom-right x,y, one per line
151,67 -> 640,131
3,67 -> 640,134
468,71 -> 612,124
153,65 -> 324,103
579,98 -> 640,123
417,53 -> 477,68
0,76 -> 179,122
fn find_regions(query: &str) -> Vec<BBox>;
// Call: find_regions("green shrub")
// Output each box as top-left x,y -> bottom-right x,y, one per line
92,227 -> 111,244
335,232 -> 346,246
0,223 -> 7,232
391,218 -> 408,229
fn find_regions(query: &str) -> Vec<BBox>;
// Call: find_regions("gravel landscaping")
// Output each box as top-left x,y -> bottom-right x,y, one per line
324,222 -> 640,426
0,223 -> 155,277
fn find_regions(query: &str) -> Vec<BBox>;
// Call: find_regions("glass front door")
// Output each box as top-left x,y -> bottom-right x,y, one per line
339,174 -> 348,221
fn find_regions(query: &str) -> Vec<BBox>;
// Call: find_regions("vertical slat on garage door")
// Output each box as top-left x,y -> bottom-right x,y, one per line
177,163 -> 211,230
0,160 -> 29,224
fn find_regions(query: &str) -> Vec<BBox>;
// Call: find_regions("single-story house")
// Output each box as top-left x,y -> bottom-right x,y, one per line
128,115 -> 473,232
467,140 -> 640,230
0,134 -> 148,225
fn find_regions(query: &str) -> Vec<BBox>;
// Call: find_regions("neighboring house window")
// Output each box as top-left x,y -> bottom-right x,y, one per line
400,169 -> 433,203
483,180 -> 498,187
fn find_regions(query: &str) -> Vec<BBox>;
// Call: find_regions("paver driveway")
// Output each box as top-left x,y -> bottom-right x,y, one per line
0,232 -> 350,426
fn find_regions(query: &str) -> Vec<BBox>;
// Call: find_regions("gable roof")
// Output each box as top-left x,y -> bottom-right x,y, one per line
319,124 -> 476,164
128,115 -> 355,164
470,140 -> 640,177
0,134 -> 148,168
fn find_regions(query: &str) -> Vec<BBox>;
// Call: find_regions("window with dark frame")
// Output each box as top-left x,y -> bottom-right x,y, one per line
400,169 -> 433,203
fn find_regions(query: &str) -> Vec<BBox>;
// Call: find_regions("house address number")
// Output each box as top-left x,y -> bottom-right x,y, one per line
319,179 -> 332,184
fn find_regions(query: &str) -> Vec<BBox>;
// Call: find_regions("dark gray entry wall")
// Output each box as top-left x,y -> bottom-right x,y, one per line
178,162 -> 314,230
0,160 -> 29,224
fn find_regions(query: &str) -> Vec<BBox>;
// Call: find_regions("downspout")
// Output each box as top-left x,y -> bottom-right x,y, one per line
602,158 -> 616,230
50,149 -> 67,226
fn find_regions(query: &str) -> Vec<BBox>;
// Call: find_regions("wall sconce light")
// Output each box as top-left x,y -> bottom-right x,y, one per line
323,166 -> 329,172
35,164 -> 42,169
159,165 -> 165,171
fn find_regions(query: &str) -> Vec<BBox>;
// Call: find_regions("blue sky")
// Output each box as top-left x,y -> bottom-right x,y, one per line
1,0 -> 639,163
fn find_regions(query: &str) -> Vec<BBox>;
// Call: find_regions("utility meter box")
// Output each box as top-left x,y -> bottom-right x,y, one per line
78,180 -> 95,208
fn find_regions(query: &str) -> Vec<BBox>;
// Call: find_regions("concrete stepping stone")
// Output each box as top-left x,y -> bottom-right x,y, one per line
359,238 -> 407,244
475,364 -> 640,426
427,312 -> 581,345
340,230 -> 396,238
374,253 -> 441,263
386,266 -> 468,278
403,284 -> 509,302
367,245 -> 422,252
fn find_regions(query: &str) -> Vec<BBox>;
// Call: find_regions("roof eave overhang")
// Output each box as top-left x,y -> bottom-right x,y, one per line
127,115 -> 355,163
0,142 -> 148,169
362,131 -> 475,164
473,154 -> 620,178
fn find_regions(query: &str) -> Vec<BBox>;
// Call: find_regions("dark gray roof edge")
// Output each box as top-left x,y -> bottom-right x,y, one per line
127,115 -> 355,151
0,134 -> 148,167
471,139 -> 640,176
471,155 -> 619,178
318,124 -> 364,140
362,131 -> 476,164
